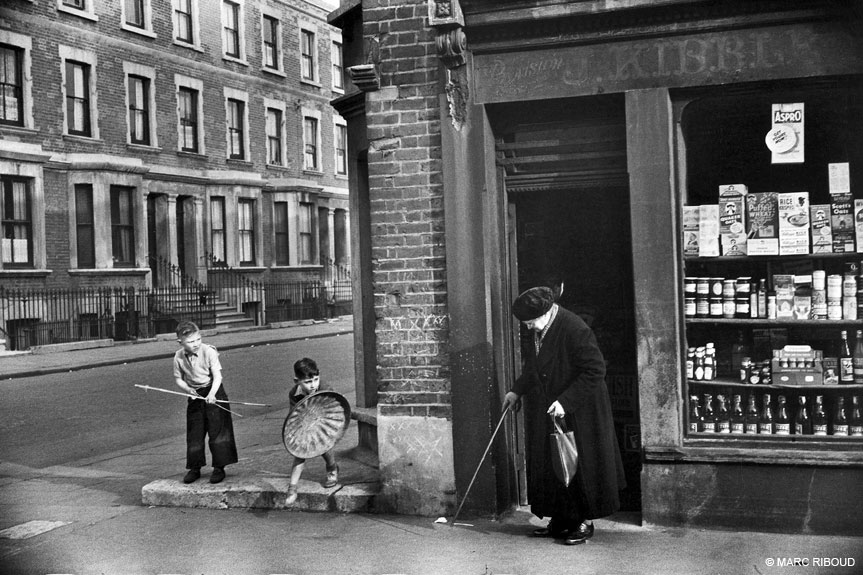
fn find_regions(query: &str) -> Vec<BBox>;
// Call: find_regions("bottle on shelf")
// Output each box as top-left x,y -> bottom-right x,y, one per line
840,330 -> 854,384
757,279 -> 767,319
694,347 -> 705,381
833,396 -> 849,436
702,393 -> 716,433
774,395 -> 791,435
704,343 -> 715,381
854,330 -> 863,385
731,332 -> 749,380
758,393 -> 774,435
740,356 -> 752,384
688,394 -> 702,433
812,270 -> 827,320
745,394 -> 759,434
794,395 -> 811,436
715,394 -> 731,434
812,395 -> 828,436
851,396 -> 863,437
749,281 -> 759,319
730,394 -> 745,434
686,347 -> 695,380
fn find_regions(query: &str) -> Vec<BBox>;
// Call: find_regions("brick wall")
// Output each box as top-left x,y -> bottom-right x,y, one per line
363,0 -> 450,418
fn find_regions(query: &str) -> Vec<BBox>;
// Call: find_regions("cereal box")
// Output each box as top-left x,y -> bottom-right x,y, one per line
698,204 -> 720,257
831,192 -> 855,252
719,185 -> 747,256
745,192 -> 779,255
810,204 -> 832,254
855,200 -> 863,254
683,205 -> 699,257
778,192 -> 810,255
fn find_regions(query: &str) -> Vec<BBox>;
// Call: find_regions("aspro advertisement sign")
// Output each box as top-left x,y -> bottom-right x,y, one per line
766,103 -> 804,164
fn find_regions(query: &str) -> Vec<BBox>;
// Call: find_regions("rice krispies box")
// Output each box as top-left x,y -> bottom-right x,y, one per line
778,191 -> 810,255
719,184 -> 747,256
746,192 -> 779,255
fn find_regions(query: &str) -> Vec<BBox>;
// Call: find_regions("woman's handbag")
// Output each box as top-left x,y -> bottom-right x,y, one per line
549,415 -> 578,487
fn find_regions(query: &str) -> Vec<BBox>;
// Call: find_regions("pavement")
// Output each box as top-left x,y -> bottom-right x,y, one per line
0,317 -> 381,515
2,319 -> 862,575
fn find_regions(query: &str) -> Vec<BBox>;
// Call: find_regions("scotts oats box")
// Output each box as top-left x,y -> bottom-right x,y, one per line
831,192 -> 855,252
778,192 -> 810,255
683,205 -> 700,257
810,204 -> 833,254
718,184 -> 747,256
745,192 -> 779,255
698,204 -> 720,257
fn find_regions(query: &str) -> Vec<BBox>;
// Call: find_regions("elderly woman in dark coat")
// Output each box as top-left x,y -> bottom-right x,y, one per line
503,286 -> 626,545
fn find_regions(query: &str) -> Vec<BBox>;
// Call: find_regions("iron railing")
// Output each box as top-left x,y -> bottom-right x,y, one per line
322,257 -> 353,316
0,285 -> 215,351
203,252 -> 265,323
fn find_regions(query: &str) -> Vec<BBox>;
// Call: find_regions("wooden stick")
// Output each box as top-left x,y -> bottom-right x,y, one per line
133,384 -> 270,406
134,384 -> 246,417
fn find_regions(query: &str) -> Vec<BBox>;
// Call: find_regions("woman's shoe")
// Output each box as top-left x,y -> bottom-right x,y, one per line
563,522 -> 594,546
531,521 -> 570,539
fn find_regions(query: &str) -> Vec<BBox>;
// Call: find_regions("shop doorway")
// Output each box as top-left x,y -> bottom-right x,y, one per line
492,95 -> 642,511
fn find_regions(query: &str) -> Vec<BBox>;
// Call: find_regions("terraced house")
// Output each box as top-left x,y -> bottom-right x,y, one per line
0,0 -> 350,349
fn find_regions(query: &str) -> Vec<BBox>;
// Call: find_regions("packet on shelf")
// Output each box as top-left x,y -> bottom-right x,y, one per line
831,192 -> 855,253
778,191 -> 810,255
698,204 -> 720,257
746,192 -> 779,255
771,345 -> 823,386
773,274 -> 795,319
719,184 -> 747,256
810,204 -> 833,254
683,205 -> 700,257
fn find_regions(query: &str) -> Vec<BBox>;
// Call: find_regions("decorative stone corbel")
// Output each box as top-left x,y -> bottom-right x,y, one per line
428,0 -> 466,70
347,63 -> 379,93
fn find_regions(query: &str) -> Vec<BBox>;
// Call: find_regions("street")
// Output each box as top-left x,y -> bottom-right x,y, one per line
1,331 -> 862,575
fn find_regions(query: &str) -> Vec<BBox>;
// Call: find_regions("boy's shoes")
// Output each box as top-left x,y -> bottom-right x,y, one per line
324,464 -> 339,488
183,468 -> 201,484
563,522 -> 595,546
209,467 -> 225,484
286,483 -> 299,505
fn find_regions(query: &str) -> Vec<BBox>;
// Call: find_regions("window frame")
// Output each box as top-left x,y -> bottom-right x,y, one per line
0,44 -> 24,127
60,45 -> 99,140
221,0 -> 246,64
298,201 -> 314,265
110,185 -> 136,268
74,183 -> 95,269
121,0 -> 155,36
175,74 -> 205,154
331,39 -> 344,92
224,87 -> 249,161
0,32 -> 33,130
65,60 -> 92,137
237,197 -> 255,266
264,98 -> 286,167
1,176 -> 33,268
127,73 -> 152,146
334,117 -> 347,176
57,0 -> 98,21
262,14 -> 281,71
172,0 -> 201,49
123,62 -> 159,148
301,109 -> 322,172
210,196 -> 226,263
274,200 -> 289,266
300,27 -> 317,83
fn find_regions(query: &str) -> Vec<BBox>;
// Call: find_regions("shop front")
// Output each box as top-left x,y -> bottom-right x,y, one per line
332,0 -> 863,531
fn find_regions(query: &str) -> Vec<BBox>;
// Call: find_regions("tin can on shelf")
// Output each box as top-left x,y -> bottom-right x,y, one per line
684,277 -> 697,295
685,297 -> 696,317
710,278 -> 724,297
710,297 -> 723,317
696,278 -> 710,296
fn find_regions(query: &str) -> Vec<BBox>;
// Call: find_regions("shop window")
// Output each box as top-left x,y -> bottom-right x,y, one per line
210,196 -> 226,262
299,201 -> 313,265
274,201 -> 289,265
110,186 -> 135,267
0,44 -> 23,127
75,183 -> 95,268
678,77 -> 863,445
300,28 -> 316,82
238,198 -> 255,265
1,176 -> 32,267
266,107 -> 283,166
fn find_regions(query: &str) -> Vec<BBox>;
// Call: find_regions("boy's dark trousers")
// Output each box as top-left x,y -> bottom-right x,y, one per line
186,384 -> 239,469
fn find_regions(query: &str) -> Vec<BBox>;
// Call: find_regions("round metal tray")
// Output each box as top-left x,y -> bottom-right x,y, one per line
282,390 -> 351,458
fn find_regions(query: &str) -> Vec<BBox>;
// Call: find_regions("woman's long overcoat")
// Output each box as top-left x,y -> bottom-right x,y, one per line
512,306 -> 626,520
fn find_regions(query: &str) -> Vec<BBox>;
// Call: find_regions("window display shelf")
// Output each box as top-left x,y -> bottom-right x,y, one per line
687,378 -> 863,390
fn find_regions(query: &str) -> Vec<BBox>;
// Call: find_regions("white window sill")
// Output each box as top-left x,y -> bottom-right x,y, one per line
69,268 -> 149,276
0,268 -> 51,277
223,55 -> 249,67
127,143 -> 162,153
262,67 -> 286,78
301,79 -> 322,88
172,40 -> 204,53
121,24 -> 157,39
57,5 -> 98,21
63,134 -> 103,144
